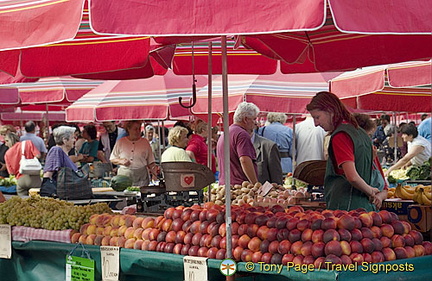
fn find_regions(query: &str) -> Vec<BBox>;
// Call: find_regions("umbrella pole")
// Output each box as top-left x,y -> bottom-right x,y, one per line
207,42 -> 213,203
221,36 -> 233,265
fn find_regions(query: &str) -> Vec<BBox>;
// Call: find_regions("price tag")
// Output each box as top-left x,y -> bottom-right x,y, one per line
257,181 -> 273,196
183,256 -> 208,281
0,224 -> 11,259
100,246 -> 120,281
66,255 -> 95,281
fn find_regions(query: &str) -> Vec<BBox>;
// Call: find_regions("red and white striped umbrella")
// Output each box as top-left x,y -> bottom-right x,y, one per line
66,71 -> 207,122
330,60 -> 432,112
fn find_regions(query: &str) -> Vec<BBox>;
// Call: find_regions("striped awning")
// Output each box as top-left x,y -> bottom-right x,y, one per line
66,71 -> 207,122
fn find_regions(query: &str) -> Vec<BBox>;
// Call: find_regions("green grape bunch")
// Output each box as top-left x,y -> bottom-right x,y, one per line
0,196 -> 112,231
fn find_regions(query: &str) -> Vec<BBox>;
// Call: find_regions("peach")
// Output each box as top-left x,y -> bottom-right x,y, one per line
350,253 -> 364,264
91,235 -> 103,246
164,207 -> 175,219
288,229 -> 302,243
380,224 -> 395,238
349,240 -> 363,254
277,240 -> 292,255
285,217 -> 299,230
400,221 -> 411,234
358,213 -> 373,228
324,254 -> 342,266
378,210 -> 393,224
370,226 -> 382,239
312,229 -> 324,243
296,219 -> 311,231
260,239 -> 270,253
103,226 -> 113,236
109,236 -> 119,246
247,237 -> 262,252
197,246 -> 209,257
251,251 -> 263,263
369,211 -> 382,226
118,225 -> 128,237
362,253 -> 372,263
110,227 -> 120,237
101,236 -> 111,246
413,244 -> 425,257
172,243 -> 183,255
238,234 -> 251,249
360,238 -> 375,254
311,241 -> 325,258
188,245 -> 200,256
282,253 -> 295,264
338,229 -> 352,242
85,234 -> 96,245
268,240 -> 280,254
124,226 -> 135,239
132,217 -> 144,229
340,255 -> 352,265
323,229 -> 340,243
96,227 -> 105,236
391,221 -> 405,235
360,227 -> 374,239
86,224 -> 97,235
71,232 -> 81,243
371,251 -> 385,263
403,234 -> 415,247
241,249 -> 254,262
337,215 -> 355,231
380,236 -> 391,248
409,230 -> 424,245
300,241 -> 313,257
301,228 -> 313,242
148,240 -> 158,251
124,238 -> 136,249
148,229 -> 160,241
391,234 -> 405,248
325,240 -> 342,257
181,244 -> 191,255
371,238 -> 383,251
232,246 -> 244,261
110,215 -> 122,227
207,247 -> 218,259
271,253 -> 283,264
405,246 -> 416,258
261,252 -> 273,264
340,240 -> 351,256
216,248 -> 227,260
292,254 -> 304,265
321,217 -> 337,230
247,224 -> 259,238
314,257 -> 326,269
290,241 -> 303,255
394,247 -> 408,260
310,218 -> 323,230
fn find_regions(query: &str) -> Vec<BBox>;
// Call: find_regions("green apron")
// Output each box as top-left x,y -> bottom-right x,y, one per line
325,124 -> 376,211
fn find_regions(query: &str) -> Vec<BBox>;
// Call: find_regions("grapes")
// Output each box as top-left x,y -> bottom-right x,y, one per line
0,196 -> 112,231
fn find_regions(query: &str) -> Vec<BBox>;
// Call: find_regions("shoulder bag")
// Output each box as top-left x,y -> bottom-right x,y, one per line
19,141 -> 42,175
56,164 -> 93,200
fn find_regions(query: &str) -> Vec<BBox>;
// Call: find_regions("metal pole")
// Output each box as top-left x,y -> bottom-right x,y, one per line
221,36 -> 232,261
207,42 -> 213,203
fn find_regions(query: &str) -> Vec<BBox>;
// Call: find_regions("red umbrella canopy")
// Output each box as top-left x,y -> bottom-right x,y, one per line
242,1 -> 432,73
0,1 -> 151,79
66,71 -> 207,122
330,60 -> 432,112
89,0 -> 432,72
169,40 -> 277,75
0,0 -> 84,51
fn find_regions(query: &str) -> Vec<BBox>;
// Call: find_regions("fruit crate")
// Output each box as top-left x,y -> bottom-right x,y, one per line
381,199 -> 415,215
403,180 -> 432,187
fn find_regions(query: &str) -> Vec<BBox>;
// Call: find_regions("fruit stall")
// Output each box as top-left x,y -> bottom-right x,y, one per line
0,161 -> 431,281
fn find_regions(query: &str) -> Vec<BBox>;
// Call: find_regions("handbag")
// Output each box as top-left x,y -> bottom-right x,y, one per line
19,141 -> 42,175
56,164 -> 93,200
40,177 -> 58,198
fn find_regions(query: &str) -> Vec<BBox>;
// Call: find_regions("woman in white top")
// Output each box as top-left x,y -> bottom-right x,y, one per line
385,124 -> 431,176
161,126 -> 192,163
110,120 -> 159,186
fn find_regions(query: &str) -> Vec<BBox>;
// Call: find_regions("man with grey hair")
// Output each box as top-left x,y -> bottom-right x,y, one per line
217,102 -> 259,185
20,120 -> 47,160
257,112 -> 293,174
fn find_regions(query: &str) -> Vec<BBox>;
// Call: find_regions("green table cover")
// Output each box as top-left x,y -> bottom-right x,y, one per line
0,241 -> 431,281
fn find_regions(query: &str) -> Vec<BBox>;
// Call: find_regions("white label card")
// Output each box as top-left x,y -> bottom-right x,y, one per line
257,181 -> 273,196
0,224 -> 11,259
100,246 -> 120,281
183,256 -> 208,281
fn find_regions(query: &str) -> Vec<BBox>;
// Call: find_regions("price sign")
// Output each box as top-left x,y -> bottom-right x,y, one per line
0,224 -> 11,259
183,256 -> 208,281
101,246 -> 120,281
257,181 -> 273,196
66,255 -> 95,281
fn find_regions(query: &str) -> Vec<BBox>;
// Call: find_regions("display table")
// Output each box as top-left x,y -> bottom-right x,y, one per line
1,241 -> 431,281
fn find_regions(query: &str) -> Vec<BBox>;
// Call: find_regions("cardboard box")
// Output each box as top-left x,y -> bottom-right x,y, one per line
407,204 -> 432,232
381,199 -> 414,215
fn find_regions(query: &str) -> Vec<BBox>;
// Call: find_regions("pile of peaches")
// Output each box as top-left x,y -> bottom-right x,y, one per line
71,203 -> 432,267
